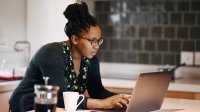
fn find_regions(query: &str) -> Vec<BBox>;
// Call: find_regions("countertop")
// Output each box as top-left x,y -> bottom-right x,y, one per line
101,78 -> 200,93
1,63 -> 200,93
1,78 -> 200,93
0,80 -> 20,92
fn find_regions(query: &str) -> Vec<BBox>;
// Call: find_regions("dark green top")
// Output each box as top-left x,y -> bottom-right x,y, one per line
9,42 -> 115,112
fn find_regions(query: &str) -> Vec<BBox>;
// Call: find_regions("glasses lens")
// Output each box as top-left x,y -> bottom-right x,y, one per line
78,35 -> 103,46
91,40 -> 97,46
91,38 -> 103,46
99,38 -> 103,45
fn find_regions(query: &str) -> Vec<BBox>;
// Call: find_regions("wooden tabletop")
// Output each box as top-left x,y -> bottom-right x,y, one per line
29,98 -> 200,112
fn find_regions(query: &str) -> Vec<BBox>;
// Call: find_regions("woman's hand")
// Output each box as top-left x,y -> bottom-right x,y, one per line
87,94 -> 131,110
100,94 -> 131,109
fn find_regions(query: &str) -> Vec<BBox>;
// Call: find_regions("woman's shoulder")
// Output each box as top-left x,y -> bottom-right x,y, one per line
33,41 -> 65,61
40,42 -> 63,51
38,41 -> 68,54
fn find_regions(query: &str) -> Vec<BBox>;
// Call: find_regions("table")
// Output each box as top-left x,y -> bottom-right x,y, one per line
29,98 -> 200,112
159,98 -> 200,112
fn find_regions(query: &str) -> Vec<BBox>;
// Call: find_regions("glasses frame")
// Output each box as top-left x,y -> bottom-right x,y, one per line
76,35 -> 103,46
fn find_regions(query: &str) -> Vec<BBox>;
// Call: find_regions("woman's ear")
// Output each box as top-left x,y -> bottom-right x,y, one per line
71,35 -> 78,44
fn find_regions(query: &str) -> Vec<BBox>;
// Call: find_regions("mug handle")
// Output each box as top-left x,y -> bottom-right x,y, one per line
76,95 -> 84,109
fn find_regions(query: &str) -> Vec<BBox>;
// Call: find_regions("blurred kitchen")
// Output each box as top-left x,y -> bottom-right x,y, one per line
93,0 -> 200,79
0,0 -> 200,111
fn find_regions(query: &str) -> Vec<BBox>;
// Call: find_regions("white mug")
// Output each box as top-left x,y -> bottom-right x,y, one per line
63,91 -> 84,112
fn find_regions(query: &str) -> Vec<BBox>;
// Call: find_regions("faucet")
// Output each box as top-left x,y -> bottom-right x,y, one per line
158,63 -> 186,81
14,41 -> 31,66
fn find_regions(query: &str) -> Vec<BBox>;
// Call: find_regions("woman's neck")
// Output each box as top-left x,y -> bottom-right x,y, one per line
65,40 -> 81,60
71,44 -> 81,60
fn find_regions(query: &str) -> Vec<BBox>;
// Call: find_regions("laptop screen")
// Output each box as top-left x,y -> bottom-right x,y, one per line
126,71 -> 173,112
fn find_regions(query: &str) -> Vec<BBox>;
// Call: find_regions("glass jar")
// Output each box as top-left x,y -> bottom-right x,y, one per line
34,84 -> 59,112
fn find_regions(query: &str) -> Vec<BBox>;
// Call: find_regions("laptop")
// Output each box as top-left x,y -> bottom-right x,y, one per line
126,71 -> 173,112
77,71 -> 173,112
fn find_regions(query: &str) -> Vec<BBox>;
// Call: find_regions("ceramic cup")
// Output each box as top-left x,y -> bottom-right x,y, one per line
63,91 -> 84,112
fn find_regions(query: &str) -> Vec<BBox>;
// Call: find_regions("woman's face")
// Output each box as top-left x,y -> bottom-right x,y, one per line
76,26 -> 102,59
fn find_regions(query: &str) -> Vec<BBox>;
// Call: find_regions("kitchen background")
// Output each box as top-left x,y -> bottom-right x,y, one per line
0,0 -> 200,77
94,0 -> 200,65
1,1 -> 200,112
0,0 -> 74,67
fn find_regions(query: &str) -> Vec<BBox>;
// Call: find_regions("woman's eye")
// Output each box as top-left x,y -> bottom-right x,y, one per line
91,40 -> 97,43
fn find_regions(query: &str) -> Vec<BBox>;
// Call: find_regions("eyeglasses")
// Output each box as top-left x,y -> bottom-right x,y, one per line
77,35 -> 103,46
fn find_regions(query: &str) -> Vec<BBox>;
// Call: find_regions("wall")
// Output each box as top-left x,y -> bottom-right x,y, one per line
0,0 -> 79,62
27,0 -> 77,57
0,0 -> 28,68
95,0 -> 200,65
0,0 -> 26,44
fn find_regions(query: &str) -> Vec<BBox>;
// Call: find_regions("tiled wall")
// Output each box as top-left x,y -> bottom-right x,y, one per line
95,0 -> 200,65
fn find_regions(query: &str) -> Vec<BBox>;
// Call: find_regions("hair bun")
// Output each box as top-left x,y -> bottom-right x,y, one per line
63,2 -> 90,22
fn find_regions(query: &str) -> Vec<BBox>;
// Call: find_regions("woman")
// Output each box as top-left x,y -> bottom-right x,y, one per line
9,2 -> 129,112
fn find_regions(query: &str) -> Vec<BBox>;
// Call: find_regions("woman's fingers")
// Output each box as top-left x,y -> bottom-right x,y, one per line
119,94 -> 132,99
103,94 -> 131,109
114,102 -> 123,108
114,95 -> 129,107
119,94 -> 130,103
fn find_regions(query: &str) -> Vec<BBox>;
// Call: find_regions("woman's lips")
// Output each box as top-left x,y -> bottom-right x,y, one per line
90,51 -> 96,56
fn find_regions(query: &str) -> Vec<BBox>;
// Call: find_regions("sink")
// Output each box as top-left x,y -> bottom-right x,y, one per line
0,66 -> 26,80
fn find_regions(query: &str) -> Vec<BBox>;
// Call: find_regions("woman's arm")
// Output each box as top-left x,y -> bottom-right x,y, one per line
37,43 -> 68,108
87,56 -> 116,99
86,56 -> 130,109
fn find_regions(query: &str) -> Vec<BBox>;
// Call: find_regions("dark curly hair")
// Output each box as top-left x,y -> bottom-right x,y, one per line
63,2 -> 99,40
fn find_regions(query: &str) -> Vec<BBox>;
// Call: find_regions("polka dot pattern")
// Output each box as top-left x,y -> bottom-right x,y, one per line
61,41 -> 89,94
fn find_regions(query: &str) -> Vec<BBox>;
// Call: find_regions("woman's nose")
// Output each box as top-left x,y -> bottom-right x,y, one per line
93,43 -> 100,49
